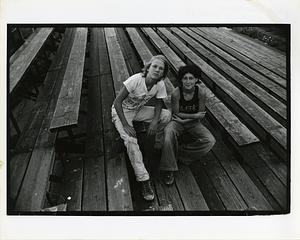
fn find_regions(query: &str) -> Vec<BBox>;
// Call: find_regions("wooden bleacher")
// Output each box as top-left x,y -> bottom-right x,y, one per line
8,26 -> 288,213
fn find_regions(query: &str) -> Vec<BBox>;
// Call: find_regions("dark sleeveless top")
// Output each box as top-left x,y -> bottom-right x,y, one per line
179,85 -> 199,114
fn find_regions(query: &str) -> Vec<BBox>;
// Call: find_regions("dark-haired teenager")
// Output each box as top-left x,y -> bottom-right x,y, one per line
160,65 -> 216,185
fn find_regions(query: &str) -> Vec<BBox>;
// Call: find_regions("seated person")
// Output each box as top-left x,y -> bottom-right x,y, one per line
159,65 -> 216,185
112,55 -> 171,201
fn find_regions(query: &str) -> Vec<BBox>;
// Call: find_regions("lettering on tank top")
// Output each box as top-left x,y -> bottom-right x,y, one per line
179,86 -> 199,114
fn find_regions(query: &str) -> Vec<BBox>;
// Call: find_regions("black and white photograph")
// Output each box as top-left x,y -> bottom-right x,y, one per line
1,0 -> 300,239
7,25 -> 290,214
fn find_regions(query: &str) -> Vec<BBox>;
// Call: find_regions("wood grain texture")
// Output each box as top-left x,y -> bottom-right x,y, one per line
10,29 -> 76,207
10,28 -> 54,93
191,160 -> 226,211
82,156 -> 107,211
82,28 -> 107,211
155,27 -> 286,151
238,144 -> 287,210
58,155 -> 83,211
199,27 -> 286,78
105,28 -> 130,95
206,120 -> 274,211
190,27 -> 286,89
219,27 -> 286,70
175,165 -> 209,211
14,147 -> 56,211
141,27 -> 259,146
100,28 -> 133,210
189,27 -> 287,95
224,27 -> 286,60
154,177 -> 185,211
50,28 -> 88,131
203,153 -> 248,211
174,27 -> 287,123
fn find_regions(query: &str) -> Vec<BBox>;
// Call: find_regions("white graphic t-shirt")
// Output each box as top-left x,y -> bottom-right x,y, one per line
122,73 -> 167,110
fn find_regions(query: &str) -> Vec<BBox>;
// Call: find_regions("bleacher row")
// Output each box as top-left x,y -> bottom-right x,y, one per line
8,27 -> 288,213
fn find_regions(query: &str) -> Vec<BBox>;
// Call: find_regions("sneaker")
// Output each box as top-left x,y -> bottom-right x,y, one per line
141,180 -> 155,201
162,171 -> 174,185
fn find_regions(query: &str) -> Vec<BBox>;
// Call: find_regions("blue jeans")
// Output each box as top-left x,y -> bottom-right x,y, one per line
160,120 -> 216,171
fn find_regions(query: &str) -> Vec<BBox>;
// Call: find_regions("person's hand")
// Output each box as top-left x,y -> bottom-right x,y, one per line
147,120 -> 158,136
198,111 -> 206,119
123,124 -> 136,137
172,114 -> 184,123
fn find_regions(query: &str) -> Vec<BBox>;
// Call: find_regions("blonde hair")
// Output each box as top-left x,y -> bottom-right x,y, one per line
141,55 -> 169,79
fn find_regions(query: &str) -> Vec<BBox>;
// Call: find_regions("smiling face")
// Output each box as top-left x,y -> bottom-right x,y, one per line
181,72 -> 197,90
147,59 -> 165,81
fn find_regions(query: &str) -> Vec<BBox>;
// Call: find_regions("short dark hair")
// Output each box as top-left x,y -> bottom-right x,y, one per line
177,65 -> 201,87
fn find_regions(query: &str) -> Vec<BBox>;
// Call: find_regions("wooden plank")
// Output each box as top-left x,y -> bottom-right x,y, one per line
141,27 -> 259,146
155,27 -> 287,153
14,147 -> 56,211
82,28 -> 107,211
154,177 -> 185,211
50,28 -> 88,131
115,28 -> 141,76
9,29 -> 39,64
59,155 -> 83,211
106,154 -> 134,211
205,120 -> 274,211
191,160 -> 226,211
13,30 -> 75,210
203,152 -> 248,211
100,27 -> 133,211
181,27 -> 287,100
105,28 -> 130,95
172,27 -> 286,125
10,29 -> 76,206
175,165 -> 209,211
238,144 -> 287,210
190,27 -> 286,89
254,144 -> 287,186
82,155 -> 106,211
10,28 -> 54,93
220,27 -> 286,69
225,28 -> 286,61
142,27 -> 185,72
200,27 -> 286,78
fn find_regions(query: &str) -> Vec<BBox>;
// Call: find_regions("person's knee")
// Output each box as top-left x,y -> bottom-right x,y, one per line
208,134 -> 216,149
161,109 -> 171,123
164,125 -> 177,143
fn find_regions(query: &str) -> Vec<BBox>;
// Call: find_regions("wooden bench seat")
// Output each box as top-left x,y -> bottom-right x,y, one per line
139,27 -> 259,147
223,28 -> 286,62
181,28 -> 287,102
190,27 -> 286,89
81,28 -> 107,211
138,27 -> 287,209
217,27 -> 286,74
10,28 -> 54,94
150,27 -> 286,159
169,27 -> 286,126
49,28 -> 88,132
9,28 -> 78,211
9,26 -> 288,213
126,27 -> 281,211
198,27 -> 286,79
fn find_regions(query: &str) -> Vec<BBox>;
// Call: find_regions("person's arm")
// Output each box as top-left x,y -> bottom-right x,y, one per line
113,85 -> 136,137
176,85 -> 207,120
171,88 -> 195,124
147,98 -> 164,135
